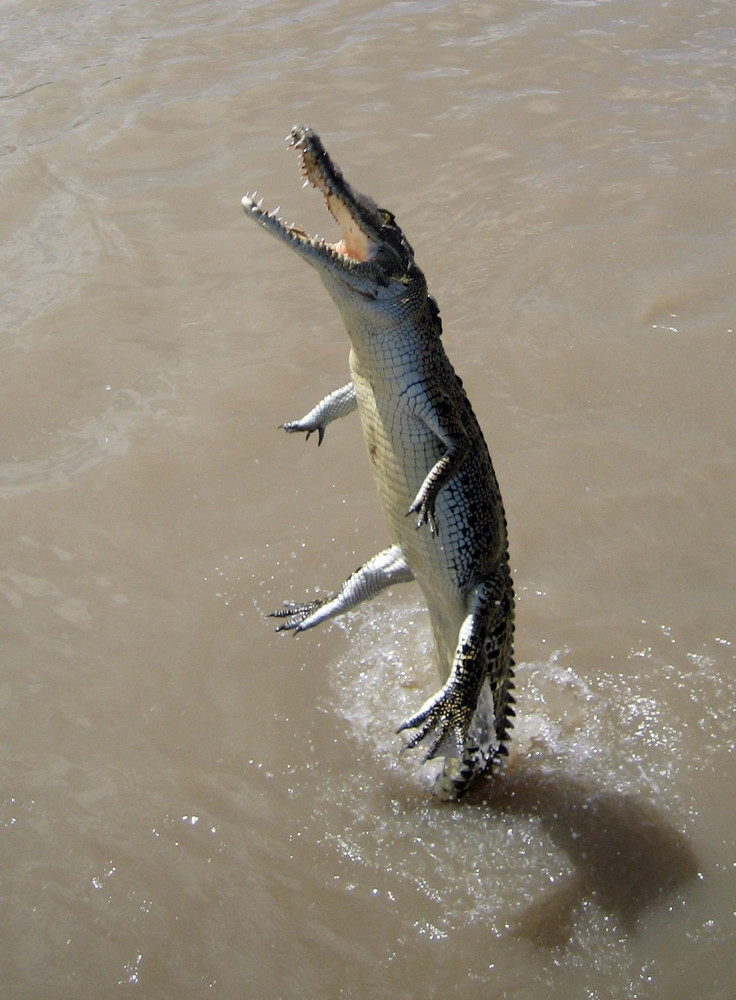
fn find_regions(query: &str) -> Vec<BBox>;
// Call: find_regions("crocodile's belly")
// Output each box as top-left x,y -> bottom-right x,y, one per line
351,367 -> 502,612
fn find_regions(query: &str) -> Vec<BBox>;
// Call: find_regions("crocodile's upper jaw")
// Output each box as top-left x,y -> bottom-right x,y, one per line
242,125 -> 414,295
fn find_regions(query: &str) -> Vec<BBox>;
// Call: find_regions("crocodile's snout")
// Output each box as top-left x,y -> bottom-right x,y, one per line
243,124 -> 412,282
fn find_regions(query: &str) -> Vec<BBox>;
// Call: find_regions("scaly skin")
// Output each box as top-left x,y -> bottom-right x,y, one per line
243,126 -> 515,799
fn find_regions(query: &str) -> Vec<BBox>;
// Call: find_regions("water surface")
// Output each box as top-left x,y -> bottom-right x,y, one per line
2,1 -> 735,997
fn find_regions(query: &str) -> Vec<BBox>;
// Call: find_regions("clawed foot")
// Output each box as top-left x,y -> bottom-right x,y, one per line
406,453 -> 456,536
406,493 -> 439,536
280,420 -> 325,446
268,598 -> 327,632
397,682 -> 472,763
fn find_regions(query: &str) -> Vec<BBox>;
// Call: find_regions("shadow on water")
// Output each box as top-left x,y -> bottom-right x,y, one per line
466,761 -> 700,948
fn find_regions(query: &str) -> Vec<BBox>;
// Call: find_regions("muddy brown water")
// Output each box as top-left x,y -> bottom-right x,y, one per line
2,1 -> 735,997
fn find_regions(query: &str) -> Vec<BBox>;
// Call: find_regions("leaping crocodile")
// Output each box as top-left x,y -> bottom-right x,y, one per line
242,126 -> 515,800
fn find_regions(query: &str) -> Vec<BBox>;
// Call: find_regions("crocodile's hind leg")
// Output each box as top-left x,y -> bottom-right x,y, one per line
270,544 -> 414,632
435,569 -> 516,801
398,568 -> 515,801
432,676 -> 496,801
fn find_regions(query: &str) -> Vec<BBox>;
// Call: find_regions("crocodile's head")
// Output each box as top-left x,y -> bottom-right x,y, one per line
242,125 -> 420,303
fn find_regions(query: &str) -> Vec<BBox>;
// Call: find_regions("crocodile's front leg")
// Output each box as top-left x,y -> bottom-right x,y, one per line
270,544 -> 414,632
398,571 -> 509,764
404,385 -> 469,534
281,381 -> 356,445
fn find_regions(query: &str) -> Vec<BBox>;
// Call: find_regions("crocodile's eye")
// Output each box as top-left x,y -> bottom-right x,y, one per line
380,210 -> 395,226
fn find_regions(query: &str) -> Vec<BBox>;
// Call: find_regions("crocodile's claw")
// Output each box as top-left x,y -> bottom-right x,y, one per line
406,495 -> 439,536
280,421 -> 325,446
269,599 -> 327,632
407,451 -> 458,536
397,683 -> 472,763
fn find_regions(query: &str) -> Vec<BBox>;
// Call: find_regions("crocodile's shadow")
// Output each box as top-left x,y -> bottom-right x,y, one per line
465,760 -> 699,947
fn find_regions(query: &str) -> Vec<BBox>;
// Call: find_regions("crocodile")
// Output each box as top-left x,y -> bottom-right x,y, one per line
242,126 -> 515,800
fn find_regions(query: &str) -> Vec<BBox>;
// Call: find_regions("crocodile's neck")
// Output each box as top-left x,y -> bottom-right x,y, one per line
319,265 -> 438,381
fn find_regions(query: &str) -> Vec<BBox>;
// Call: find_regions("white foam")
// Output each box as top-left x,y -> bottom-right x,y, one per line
295,600 -> 707,955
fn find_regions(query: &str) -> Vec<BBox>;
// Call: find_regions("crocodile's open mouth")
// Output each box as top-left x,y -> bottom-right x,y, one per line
291,127 -> 379,263
242,125 -> 391,272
